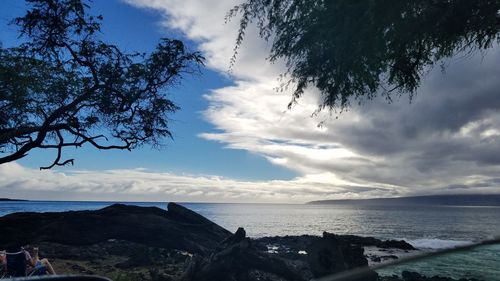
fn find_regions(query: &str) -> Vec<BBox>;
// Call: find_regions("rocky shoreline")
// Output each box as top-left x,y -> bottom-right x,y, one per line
0,203 -> 480,281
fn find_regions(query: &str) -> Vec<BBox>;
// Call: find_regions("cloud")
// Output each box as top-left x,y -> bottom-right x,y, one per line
122,0 -> 500,199
4,1 -> 497,203
0,162 -> 395,203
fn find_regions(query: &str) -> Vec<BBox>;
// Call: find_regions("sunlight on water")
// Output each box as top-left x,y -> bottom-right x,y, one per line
1,201 -> 499,242
182,203 -> 500,241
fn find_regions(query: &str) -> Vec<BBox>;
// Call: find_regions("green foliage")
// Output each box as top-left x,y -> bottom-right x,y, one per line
229,0 -> 500,110
0,0 -> 204,169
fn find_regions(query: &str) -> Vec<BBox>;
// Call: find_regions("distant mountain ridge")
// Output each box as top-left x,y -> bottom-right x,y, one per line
307,194 -> 500,206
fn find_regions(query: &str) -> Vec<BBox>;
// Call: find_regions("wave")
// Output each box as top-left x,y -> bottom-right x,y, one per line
408,238 -> 474,250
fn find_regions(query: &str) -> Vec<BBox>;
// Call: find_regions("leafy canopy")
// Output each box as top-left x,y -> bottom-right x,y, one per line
0,0 -> 204,169
229,0 -> 500,110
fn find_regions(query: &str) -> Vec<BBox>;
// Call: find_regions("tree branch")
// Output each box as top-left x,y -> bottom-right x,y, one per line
64,127 -> 134,150
0,124 -> 69,144
39,130 -> 74,170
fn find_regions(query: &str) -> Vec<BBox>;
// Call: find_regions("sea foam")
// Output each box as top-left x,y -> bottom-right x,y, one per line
408,238 -> 473,250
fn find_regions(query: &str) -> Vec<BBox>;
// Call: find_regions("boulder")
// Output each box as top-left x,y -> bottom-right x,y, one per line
181,228 -> 305,281
307,232 -> 378,281
402,271 -> 424,281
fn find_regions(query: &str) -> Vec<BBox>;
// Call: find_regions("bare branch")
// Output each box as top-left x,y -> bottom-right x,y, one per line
39,131 -> 74,170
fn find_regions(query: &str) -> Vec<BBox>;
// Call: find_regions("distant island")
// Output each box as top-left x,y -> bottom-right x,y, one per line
0,198 -> 29,201
307,194 -> 500,206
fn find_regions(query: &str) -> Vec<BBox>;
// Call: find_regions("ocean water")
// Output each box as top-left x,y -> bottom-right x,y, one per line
1,201 -> 499,245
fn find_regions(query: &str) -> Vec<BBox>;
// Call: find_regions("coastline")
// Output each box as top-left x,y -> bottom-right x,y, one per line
307,194 -> 500,207
0,198 -> 29,201
1,203 -> 491,281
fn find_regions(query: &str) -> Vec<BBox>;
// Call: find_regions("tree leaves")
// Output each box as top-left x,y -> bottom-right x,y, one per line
230,0 -> 500,111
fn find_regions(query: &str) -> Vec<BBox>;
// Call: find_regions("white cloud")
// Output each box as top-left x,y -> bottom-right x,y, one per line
0,162 -> 395,203
122,0 -> 500,198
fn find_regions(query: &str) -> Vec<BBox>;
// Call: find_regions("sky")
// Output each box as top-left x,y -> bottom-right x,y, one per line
1,0 -> 500,203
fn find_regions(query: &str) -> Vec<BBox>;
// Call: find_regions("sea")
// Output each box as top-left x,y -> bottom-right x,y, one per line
1,201 -> 499,280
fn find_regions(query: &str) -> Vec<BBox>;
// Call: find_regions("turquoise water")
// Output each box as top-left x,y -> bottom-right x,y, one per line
376,243 -> 500,280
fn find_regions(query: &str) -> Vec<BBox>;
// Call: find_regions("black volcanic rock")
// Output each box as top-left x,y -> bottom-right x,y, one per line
254,233 -> 415,253
379,271 -> 483,281
181,228 -> 306,281
306,232 -> 377,280
307,233 -> 349,276
339,235 -> 415,250
0,203 -> 231,255
0,204 -> 424,281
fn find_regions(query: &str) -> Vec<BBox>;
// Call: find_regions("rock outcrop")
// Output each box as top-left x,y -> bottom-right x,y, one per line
338,235 -> 415,250
181,227 -> 307,281
0,203 -> 422,281
255,233 -> 415,253
180,229 -> 387,281
0,203 -> 231,255
306,232 -> 378,281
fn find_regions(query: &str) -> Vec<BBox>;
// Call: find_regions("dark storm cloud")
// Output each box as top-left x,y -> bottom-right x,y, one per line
445,184 -> 471,190
305,49 -> 500,191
